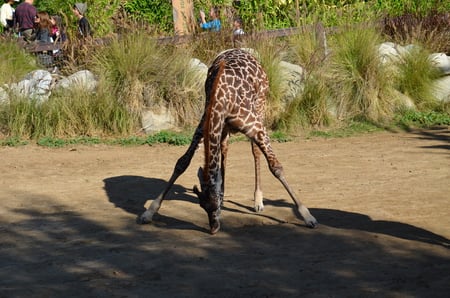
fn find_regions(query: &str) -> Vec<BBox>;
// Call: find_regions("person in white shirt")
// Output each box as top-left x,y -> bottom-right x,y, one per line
0,0 -> 18,34
233,17 -> 245,36
232,16 -> 245,46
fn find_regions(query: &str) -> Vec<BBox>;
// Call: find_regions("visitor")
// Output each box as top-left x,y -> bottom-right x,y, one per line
199,6 -> 221,32
233,17 -> 245,36
72,2 -> 91,38
50,15 -> 66,42
14,0 -> 37,41
232,16 -> 245,46
0,0 -> 18,35
34,11 -> 53,43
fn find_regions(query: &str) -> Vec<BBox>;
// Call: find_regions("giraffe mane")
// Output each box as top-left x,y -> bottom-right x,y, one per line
202,59 -> 226,184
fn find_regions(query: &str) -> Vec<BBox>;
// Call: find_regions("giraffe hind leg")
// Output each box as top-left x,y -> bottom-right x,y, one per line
139,127 -> 203,224
251,130 -> 318,228
251,141 -> 264,212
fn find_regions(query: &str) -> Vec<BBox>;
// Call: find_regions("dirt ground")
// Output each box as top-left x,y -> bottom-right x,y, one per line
0,128 -> 449,297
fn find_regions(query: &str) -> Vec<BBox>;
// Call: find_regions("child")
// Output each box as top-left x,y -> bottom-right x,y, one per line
232,16 -> 245,46
72,2 -> 91,38
50,15 -> 66,42
233,17 -> 244,36
199,6 -> 220,32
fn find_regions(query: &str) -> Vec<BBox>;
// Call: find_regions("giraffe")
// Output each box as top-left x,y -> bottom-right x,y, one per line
139,48 -> 317,234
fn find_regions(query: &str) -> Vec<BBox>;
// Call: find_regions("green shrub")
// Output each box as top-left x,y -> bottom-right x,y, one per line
37,0 -> 121,37
123,0 -> 174,34
396,110 -> 450,128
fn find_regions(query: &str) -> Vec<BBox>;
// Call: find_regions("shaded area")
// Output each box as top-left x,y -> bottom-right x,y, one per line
104,175 -> 196,215
104,172 -> 450,249
407,127 -> 450,151
1,193 -> 449,297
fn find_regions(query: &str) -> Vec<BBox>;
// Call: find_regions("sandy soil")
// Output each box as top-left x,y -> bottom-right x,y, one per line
0,128 -> 449,298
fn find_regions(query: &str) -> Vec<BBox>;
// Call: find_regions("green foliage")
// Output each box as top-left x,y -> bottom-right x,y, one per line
36,0 -> 121,37
145,131 -> 192,146
371,0 -> 450,16
0,136 -> 28,146
395,110 -> 450,128
37,136 -> 103,148
308,121 -> 383,138
270,130 -> 292,143
123,0 -> 174,33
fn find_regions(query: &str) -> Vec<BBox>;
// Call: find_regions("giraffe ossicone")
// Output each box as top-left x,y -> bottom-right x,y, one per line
139,48 -> 317,234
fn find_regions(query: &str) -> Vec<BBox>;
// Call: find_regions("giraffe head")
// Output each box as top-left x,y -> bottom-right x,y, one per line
193,167 -> 221,234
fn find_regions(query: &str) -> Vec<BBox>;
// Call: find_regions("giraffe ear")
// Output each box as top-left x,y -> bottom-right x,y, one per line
196,167 -> 206,192
197,167 -> 204,181
193,185 -> 201,196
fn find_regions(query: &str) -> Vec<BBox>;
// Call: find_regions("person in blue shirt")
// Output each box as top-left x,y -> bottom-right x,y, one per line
199,6 -> 220,32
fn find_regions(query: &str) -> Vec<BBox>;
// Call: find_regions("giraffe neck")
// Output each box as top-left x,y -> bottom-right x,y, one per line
202,60 -> 226,195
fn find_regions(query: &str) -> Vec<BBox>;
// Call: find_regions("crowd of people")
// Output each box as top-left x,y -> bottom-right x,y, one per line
0,0 -> 90,42
1,1 -> 245,46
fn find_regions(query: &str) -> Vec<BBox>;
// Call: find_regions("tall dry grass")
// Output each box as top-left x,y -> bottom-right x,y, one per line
327,27 -> 397,123
90,33 -> 205,128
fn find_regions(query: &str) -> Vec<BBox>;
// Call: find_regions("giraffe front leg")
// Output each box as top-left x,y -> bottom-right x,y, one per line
139,126 -> 204,224
140,194 -> 163,223
251,141 -> 264,212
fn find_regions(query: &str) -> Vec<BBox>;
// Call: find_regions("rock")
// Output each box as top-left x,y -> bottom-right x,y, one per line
188,58 -> 208,85
10,69 -> 53,103
55,70 -> 97,92
0,85 -> 8,104
378,42 -> 402,64
141,106 -> 176,134
278,60 -> 304,101
392,89 -> 416,109
429,53 -> 450,75
432,76 -> 450,102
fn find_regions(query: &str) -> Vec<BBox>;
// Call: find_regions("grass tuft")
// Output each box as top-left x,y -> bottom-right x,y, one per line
328,27 -> 396,123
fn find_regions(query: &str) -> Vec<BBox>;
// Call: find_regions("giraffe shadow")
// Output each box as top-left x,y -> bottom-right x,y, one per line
103,175 -> 206,232
227,198 -> 449,248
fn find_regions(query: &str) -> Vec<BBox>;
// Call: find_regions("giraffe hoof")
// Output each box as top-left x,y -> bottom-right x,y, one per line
138,211 -> 153,224
254,204 -> 264,212
305,217 -> 318,229
137,216 -> 150,224
210,225 -> 220,234
209,219 -> 221,234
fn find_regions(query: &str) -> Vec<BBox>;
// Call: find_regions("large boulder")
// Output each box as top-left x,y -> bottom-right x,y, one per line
55,70 -> 97,92
278,60 -> 305,102
141,106 -> 177,134
432,76 -> 450,102
429,53 -> 450,75
9,70 -> 54,103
